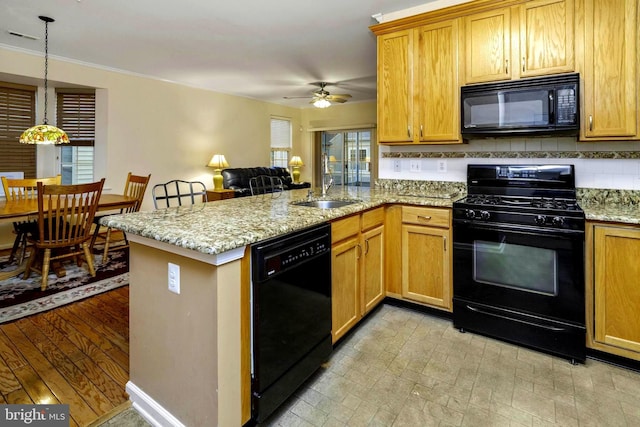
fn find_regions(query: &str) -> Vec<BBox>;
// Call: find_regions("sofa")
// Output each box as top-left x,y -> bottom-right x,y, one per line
221,167 -> 310,197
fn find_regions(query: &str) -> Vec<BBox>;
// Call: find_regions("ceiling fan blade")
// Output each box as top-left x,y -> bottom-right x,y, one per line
283,96 -> 312,99
327,94 -> 352,99
328,97 -> 348,103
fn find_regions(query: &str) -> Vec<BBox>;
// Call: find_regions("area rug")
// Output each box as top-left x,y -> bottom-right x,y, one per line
0,247 -> 129,324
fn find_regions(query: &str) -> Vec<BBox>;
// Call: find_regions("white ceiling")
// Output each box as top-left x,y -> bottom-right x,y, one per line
0,0 -> 437,108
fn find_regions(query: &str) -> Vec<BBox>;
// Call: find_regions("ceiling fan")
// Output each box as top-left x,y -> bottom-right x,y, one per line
284,82 -> 352,108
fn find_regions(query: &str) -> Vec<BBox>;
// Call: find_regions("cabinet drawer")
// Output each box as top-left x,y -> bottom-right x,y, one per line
402,206 -> 450,228
361,207 -> 385,231
331,215 -> 360,244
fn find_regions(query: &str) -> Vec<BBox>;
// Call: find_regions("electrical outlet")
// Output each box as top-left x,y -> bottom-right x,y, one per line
168,262 -> 180,294
437,159 -> 448,173
410,159 -> 421,172
393,159 -> 401,172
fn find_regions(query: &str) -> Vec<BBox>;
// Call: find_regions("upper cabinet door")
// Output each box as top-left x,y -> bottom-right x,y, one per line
520,0 -> 574,77
377,30 -> 414,143
464,8 -> 511,84
581,0 -> 638,139
415,20 -> 461,143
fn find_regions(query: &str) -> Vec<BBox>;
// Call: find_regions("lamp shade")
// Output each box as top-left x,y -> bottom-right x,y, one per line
207,154 -> 229,169
20,124 -> 69,144
289,156 -> 304,167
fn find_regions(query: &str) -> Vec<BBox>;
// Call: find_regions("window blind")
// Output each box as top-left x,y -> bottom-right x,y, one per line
270,118 -> 291,149
56,89 -> 95,147
0,82 -> 37,178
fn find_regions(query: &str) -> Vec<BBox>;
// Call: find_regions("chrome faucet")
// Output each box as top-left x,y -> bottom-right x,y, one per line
321,153 -> 333,197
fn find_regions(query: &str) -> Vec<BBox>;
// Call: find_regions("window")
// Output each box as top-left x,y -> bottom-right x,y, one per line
0,82 -> 37,178
56,89 -> 95,184
270,117 -> 291,168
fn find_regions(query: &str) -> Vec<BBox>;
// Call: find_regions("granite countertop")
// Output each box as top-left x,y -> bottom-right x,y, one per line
102,183 -> 640,256
581,203 -> 640,225
101,186 -> 464,256
578,188 -> 640,225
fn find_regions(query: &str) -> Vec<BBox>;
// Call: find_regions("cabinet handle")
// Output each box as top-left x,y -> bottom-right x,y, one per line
505,59 -> 509,74
522,57 -> 525,72
444,236 -> 447,252
420,125 -> 423,138
589,115 -> 593,132
417,215 -> 432,221
364,239 -> 370,255
357,243 -> 362,260
407,126 -> 411,138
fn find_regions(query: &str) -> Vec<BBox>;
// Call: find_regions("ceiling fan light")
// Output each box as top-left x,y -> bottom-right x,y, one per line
313,98 -> 331,108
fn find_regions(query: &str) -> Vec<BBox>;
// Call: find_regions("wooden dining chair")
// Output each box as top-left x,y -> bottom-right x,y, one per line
1,174 -> 62,264
23,179 -> 105,291
90,172 -> 151,262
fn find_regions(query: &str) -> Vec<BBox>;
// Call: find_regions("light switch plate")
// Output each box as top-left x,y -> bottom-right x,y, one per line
437,160 -> 447,173
393,159 -> 401,172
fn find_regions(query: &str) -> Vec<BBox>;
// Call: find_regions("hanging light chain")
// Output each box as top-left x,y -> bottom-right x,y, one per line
43,18 -> 49,124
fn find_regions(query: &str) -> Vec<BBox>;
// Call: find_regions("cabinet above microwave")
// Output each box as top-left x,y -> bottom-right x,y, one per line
460,73 -> 580,139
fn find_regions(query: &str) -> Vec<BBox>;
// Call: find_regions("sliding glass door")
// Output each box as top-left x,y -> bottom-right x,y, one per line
320,129 -> 372,188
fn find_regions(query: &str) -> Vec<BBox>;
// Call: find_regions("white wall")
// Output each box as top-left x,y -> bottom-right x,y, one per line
0,46 -> 304,211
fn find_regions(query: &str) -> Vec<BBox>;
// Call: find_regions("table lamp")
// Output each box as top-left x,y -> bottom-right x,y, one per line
207,154 -> 229,190
289,156 -> 304,184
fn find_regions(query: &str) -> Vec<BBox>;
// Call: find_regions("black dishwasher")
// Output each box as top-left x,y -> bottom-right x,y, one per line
251,223 -> 332,423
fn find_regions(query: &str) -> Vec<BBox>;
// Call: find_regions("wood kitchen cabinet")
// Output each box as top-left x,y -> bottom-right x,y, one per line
401,206 -> 452,311
464,0 -> 574,84
587,223 -> 640,361
464,7 -> 512,83
376,19 -> 461,144
377,29 -> 413,143
576,0 -> 638,140
331,207 -> 385,342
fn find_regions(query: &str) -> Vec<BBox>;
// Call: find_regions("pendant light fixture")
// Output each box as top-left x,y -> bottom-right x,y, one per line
19,16 -> 69,145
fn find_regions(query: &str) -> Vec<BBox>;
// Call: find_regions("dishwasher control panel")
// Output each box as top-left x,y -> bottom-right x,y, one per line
251,223 -> 332,282
264,238 -> 330,277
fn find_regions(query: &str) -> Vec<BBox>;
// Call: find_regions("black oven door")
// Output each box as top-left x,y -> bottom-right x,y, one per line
453,220 -> 584,325
452,220 -> 586,362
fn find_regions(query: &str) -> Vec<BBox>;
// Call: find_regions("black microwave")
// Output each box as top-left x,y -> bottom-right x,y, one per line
461,73 -> 579,138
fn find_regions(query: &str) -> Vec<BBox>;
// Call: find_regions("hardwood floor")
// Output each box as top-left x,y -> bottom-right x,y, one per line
0,286 -> 129,426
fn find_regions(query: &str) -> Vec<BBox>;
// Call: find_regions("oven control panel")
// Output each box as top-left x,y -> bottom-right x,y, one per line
454,208 -> 584,231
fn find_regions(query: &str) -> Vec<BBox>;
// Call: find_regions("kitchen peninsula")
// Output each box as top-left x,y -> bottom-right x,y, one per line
102,184 -> 463,427
102,183 -> 640,426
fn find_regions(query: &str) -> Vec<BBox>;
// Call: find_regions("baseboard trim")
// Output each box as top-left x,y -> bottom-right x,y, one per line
126,381 -> 186,427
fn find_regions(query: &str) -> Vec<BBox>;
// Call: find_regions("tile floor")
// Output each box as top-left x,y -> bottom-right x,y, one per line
264,304 -> 640,427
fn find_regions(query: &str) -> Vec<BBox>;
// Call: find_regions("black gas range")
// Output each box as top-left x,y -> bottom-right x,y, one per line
452,164 -> 586,364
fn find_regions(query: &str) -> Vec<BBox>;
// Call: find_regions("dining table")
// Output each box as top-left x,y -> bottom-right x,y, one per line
0,193 -> 138,280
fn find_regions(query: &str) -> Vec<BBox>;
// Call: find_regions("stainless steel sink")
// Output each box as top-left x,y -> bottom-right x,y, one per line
293,199 -> 359,209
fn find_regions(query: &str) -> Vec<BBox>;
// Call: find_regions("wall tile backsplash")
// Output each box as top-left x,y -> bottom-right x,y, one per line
378,138 -> 640,190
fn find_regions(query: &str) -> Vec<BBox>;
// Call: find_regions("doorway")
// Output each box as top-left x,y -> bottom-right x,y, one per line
319,129 -> 374,189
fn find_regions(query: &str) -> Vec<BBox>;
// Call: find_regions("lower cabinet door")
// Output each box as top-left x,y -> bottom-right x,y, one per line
361,225 -> 385,314
401,224 -> 451,310
331,236 -> 360,343
594,226 -> 640,355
